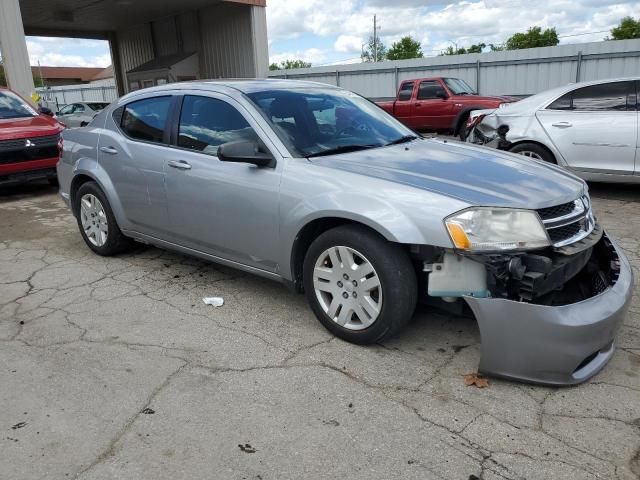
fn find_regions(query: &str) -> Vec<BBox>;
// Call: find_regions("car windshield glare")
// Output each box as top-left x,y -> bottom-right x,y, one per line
444,78 -> 476,95
0,91 -> 38,120
246,88 -> 415,157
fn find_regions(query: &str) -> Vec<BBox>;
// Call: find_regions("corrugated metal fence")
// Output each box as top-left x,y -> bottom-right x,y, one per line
36,84 -> 118,110
268,39 -> 640,99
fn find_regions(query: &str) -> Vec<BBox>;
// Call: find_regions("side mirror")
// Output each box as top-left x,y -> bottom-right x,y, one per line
217,139 -> 275,168
39,107 -> 54,116
435,91 -> 448,100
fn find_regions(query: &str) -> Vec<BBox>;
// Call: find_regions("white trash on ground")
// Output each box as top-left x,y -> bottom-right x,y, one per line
202,297 -> 224,307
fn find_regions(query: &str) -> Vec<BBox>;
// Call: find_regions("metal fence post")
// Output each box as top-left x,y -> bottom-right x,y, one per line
336,70 -> 340,86
575,51 -> 582,82
394,66 -> 399,91
476,59 -> 481,94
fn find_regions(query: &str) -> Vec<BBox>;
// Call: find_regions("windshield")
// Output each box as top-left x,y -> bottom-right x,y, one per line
87,102 -> 109,111
246,88 -> 416,157
0,90 -> 38,120
444,78 -> 476,95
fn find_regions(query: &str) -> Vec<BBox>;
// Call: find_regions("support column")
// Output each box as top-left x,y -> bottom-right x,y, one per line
249,5 -> 269,78
0,0 -> 35,101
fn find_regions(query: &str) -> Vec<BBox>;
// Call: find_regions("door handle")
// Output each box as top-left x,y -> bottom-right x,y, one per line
99,146 -> 118,155
415,103 -> 422,107
551,122 -> 572,128
168,160 -> 192,170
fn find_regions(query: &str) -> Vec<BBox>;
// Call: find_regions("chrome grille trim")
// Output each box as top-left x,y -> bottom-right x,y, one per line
537,196 -> 595,248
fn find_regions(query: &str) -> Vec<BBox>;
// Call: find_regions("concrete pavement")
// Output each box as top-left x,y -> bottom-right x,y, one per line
1,182 -> 639,480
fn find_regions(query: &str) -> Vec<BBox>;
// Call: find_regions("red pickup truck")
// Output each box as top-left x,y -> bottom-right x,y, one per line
376,77 -> 517,138
0,87 -> 64,186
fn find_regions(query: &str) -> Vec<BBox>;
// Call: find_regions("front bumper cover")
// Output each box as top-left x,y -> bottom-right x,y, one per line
464,234 -> 633,385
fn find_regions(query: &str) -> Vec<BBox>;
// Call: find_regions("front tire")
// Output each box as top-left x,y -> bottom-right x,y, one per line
303,225 -> 417,345
74,181 -> 131,256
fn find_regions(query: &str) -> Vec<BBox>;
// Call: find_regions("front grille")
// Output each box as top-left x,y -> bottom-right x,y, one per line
537,201 -> 576,221
547,222 -> 582,243
0,134 -> 59,152
537,196 -> 594,247
0,134 -> 59,165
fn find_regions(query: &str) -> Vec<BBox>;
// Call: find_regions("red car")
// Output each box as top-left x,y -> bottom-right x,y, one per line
376,77 -> 517,138
0,87 -> 64,186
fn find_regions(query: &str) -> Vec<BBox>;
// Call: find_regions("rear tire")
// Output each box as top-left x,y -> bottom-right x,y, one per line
457,113 -> 471,141
74,181 -> 132,256
509,142 -> 556,164
303,225 -> 417,345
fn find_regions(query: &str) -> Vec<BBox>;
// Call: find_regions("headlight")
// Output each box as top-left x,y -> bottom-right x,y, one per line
445,208 -> 550,251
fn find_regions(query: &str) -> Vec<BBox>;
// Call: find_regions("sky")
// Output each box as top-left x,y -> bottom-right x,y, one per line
21,0 -> 640,68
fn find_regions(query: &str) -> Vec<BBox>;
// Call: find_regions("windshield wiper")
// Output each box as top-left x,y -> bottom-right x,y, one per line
306,144 -> 378,158
385,135 -> 418,146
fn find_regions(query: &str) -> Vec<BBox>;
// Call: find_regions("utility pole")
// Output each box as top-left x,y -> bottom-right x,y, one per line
373,14 -> 377,62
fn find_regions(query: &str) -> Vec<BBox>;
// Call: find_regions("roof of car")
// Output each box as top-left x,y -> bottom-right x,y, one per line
119,78 -> 341,102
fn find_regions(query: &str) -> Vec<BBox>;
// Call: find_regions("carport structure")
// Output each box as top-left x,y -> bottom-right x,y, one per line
0,0 -> 268,100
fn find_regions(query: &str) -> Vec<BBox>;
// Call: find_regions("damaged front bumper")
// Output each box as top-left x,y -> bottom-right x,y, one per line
464,233 -> 633,385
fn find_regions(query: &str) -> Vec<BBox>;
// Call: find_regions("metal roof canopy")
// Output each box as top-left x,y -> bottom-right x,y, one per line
19,0 -> 265,38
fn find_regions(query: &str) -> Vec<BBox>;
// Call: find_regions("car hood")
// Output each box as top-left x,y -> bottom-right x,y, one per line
0,115 -> 64,141
308,138 -> 585,208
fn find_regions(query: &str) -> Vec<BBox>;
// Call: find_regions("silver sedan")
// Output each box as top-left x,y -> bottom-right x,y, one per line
55,101 -> 110,127
467,77 -> 639,183
56,79 -> 633,385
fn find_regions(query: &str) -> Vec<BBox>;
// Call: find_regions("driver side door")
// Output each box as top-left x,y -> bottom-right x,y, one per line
164,93 -> 282,273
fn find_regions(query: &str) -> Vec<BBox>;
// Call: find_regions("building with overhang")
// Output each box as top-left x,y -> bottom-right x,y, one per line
0,0 -> 268,101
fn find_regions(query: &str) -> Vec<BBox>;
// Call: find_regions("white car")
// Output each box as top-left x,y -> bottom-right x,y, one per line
467,77 -> 639,183
55,101 -> 110,127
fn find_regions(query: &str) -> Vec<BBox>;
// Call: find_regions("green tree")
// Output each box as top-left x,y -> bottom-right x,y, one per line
268,59 -> 312,71
608,16 -> 640,40
361,35 -> 387,62
505,26 -> 559,50
440,43 -> 485,56
387,36 -> 423,60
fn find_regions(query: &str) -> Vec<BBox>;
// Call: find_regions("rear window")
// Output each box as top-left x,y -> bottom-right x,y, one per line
120,96 -> 171,143
0,90 -> 38,120
397,82 -> 414,101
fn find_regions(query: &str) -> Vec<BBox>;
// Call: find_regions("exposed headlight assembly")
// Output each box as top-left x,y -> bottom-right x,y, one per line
445,208 -> 550,251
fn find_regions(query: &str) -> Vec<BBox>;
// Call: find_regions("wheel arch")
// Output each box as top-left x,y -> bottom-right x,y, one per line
69,166 -> 129,229
508,139 -> 558,164
289,217 -> 403,293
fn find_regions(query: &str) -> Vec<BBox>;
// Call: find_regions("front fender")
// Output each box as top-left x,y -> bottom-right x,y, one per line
279,191 -> 437,282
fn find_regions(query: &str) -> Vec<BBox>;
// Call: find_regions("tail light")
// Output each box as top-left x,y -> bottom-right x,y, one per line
57,135 -> 64,158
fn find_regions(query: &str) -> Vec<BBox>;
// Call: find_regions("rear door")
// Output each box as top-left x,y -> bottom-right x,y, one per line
98,95 -> 173,236
412,80 -> 453,130
536,80 -> 637,175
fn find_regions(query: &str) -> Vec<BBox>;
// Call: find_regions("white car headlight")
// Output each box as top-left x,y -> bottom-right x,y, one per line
445,208 -> 550,251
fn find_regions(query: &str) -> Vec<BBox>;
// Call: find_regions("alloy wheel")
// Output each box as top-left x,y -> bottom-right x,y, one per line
517,150 -> 543,160
80,194 -> 108,247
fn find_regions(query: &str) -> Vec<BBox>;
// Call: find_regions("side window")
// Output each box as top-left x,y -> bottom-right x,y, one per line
121,96 -> 172,143
177,95 -> 257,156
417,81 -> 447,100
74,104 -> 85,113
548,82 -> 634,111
397,82 -> 414,101
572,82 -> 632,111
59,105 -> 73,115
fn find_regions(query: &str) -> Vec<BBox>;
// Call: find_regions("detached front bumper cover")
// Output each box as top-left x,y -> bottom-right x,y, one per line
464,234 -> 633,385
